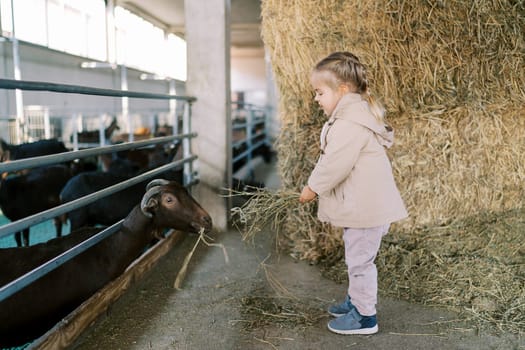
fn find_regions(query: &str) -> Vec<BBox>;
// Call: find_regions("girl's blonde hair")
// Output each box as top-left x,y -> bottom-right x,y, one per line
313,51 -> 385,122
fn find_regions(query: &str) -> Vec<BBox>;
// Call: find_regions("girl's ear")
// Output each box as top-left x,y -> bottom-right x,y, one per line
339,83 -> 357,94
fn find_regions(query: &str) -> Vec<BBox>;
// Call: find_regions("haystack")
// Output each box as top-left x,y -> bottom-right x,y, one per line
239,0 -> 525,334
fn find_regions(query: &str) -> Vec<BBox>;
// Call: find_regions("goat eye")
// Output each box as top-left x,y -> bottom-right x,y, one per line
164,194 -> 176,203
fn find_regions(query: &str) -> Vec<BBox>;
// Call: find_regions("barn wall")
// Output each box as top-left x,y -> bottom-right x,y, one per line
231,47 -> 266,105
0,40 -> 184,116
0,37 -> 278,142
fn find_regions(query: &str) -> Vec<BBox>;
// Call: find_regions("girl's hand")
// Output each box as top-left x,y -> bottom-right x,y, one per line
299,185 -> 317,203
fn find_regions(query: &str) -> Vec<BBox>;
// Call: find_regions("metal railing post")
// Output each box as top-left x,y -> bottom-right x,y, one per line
182,101 -> 193,187
98,114 -> 106,146
10,0 -> 24,144
121,65 -> 131,143
246,108 -> 254,178
169,79 -> 177,135
72,113 -> 80,151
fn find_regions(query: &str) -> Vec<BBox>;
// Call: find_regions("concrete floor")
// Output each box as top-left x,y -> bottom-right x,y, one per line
70,158 -> 523,350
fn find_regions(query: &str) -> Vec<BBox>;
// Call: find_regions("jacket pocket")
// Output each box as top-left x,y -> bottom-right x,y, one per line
341,181 -> 355,212
332,184 -> 344,203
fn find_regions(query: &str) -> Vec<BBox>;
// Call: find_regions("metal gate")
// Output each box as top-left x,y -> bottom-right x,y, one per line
0,78 -> 198,305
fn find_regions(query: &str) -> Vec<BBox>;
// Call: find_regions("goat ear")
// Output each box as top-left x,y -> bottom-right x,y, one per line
144,197 -> 159,214
141,186 -> 162,217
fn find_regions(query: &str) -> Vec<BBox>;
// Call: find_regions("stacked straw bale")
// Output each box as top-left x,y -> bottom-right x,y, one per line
256,0 -> 525,333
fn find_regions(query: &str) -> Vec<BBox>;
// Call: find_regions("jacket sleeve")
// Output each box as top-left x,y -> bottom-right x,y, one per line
308,120 -> 369,195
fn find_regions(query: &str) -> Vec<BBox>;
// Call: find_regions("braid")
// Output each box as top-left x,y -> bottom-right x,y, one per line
314,51 -> 385,122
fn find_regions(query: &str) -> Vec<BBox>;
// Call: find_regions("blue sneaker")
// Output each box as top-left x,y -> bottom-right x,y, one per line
328,295 -> 356,317
327,308 -> 378,335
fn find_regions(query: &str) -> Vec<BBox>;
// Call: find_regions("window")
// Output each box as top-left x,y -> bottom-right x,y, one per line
46,0 -> 106,60
165,34 -> 187,82
0,0 -> 186,80
115,6 -> 186,81
0,0 -> 106,60
10,0 -> 48,46
0,0 -> 13,36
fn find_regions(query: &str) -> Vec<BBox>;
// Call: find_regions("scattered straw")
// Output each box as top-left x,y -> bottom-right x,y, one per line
253,336 -> 278,350
259,258 -> 298,301
389,332 -> 447,337
239,290 -> 325,332
173,229 -> 229,290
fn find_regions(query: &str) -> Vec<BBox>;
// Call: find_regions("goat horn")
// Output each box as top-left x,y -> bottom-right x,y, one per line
146,179 -> 171,192
140,186 -> 163,218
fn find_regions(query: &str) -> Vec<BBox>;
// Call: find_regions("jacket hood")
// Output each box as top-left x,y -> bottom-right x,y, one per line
330,93 -> 394,148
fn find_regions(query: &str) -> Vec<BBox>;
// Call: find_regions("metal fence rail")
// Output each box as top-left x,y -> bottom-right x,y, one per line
0,153 -> 197,241
0,78 -> 196,101
0,78 -> 198,304
0,134 -> 194,174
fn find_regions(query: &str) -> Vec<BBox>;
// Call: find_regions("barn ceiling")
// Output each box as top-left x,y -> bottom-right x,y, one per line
116,0 -> 263,48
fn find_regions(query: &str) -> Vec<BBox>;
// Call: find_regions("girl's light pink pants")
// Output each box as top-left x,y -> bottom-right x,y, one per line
343,224 -> 390,316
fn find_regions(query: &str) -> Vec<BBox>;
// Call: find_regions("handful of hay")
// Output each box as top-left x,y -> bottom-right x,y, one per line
229,187 -> 315,243
229,186 -> 344,264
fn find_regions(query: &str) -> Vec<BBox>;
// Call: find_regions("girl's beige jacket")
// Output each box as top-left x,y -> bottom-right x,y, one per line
308,93 -> 408,228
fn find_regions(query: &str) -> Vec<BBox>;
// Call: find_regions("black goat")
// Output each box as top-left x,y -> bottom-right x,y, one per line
115,142 -> 181,171
0,179 -> 212,347
60,165 -> 183,231
0,138 -> 68,162
61,143 -> 182,231
0,165 -> 76,247
0,138 -> 73,246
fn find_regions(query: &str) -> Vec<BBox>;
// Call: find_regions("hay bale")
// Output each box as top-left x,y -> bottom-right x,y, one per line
262,0 -> 525,227
392,106 -> 525,227
252,0 -> 525,333
376,208 -> 525,334
262,0 -> 525,117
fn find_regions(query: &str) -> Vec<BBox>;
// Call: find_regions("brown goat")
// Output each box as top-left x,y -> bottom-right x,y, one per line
0,179 -> 212,348
73,117 -> 120,144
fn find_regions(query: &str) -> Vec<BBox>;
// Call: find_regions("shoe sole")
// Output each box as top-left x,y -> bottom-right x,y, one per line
327,324 -> 379,335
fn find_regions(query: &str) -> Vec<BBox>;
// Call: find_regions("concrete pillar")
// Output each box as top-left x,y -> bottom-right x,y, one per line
185,0 -> 232,231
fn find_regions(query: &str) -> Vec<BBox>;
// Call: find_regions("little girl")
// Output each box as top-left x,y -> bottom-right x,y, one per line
299,51 -> 408,335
